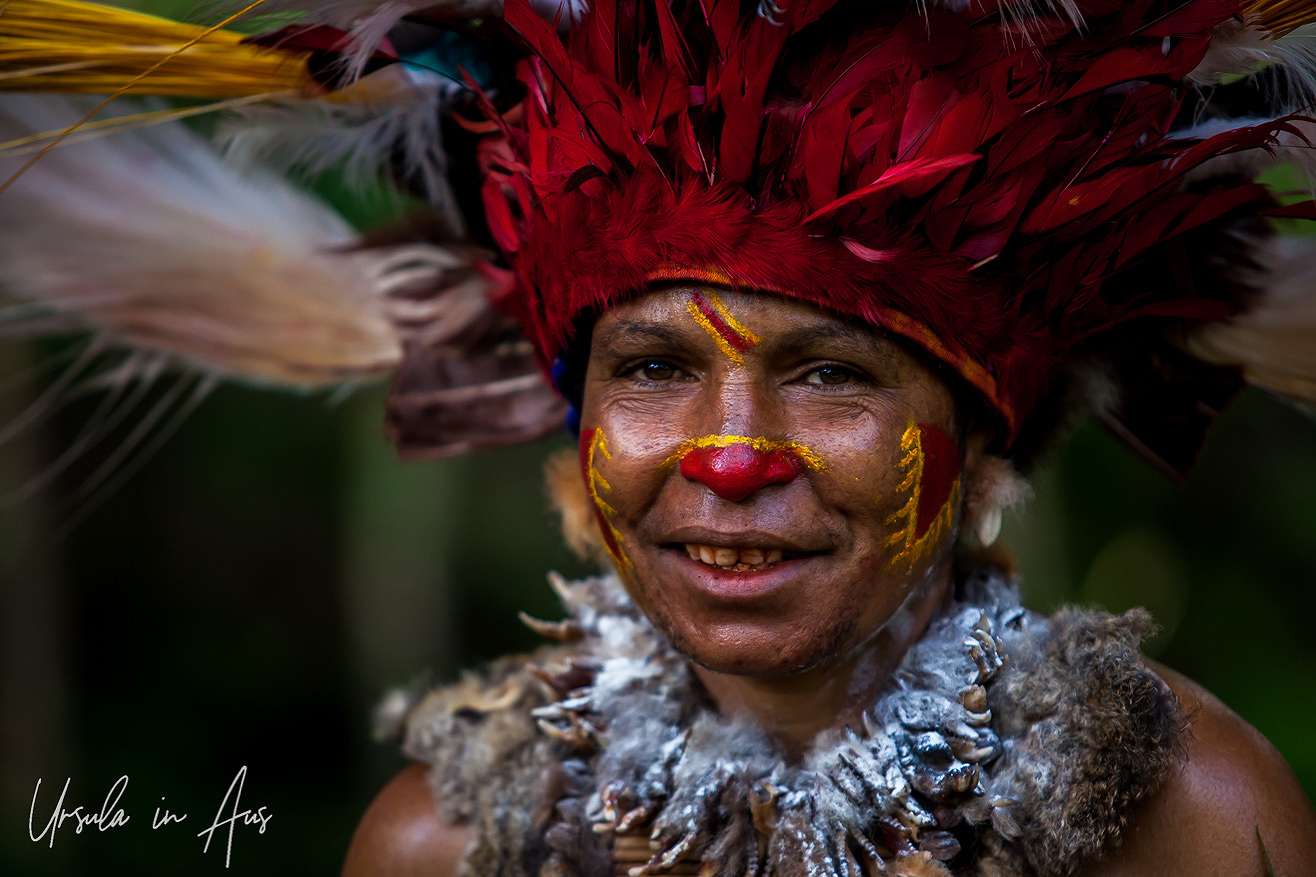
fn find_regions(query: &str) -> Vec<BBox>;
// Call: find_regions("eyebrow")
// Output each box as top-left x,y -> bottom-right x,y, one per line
767,322 -> 900,366
591,320 -> 688,351
591,312 -> 901,369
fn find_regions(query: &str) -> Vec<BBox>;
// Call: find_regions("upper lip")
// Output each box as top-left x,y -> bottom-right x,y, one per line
659,526 -> 829,554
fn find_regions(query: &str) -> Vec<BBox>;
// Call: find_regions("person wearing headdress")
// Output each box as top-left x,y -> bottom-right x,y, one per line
1,0 -> 1315,873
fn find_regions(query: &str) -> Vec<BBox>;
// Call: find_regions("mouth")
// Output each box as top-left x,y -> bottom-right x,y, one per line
682,543 -> 791,572
655,529 -> 830,600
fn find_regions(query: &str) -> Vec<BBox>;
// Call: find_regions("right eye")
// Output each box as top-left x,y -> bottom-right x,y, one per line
621,359 -> 684,383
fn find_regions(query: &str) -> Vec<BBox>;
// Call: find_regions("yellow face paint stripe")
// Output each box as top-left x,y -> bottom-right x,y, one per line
884,420 -> 960,570
686,298 -> 746,365
586,429 -> 631,570
661,435 -> 828,472
705,291 -> 762,345
885,421 -> 924,533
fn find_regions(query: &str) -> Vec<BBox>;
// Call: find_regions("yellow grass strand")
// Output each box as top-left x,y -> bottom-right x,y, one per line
0,0 -> 276,197
1243,0 -> 1316,36
0,0 -> 310,96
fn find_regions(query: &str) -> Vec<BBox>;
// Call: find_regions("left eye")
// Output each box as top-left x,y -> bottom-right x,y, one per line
805,365 -> 862,386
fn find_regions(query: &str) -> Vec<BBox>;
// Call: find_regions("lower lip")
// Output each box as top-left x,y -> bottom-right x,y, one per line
663,549 -> 819,600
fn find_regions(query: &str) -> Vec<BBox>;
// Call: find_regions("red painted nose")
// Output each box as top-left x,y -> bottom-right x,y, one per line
678,443 -> 803,501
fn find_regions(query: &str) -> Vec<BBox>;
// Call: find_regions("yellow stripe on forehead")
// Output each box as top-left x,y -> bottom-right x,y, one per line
706,291 -> 762,344
685,290 -> 761,365
661,435 -> 827,471
686,297 -> 745,364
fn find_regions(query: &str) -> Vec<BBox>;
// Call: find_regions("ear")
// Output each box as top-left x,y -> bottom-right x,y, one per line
958,429 -> 1029,550
544,447 -> 610,564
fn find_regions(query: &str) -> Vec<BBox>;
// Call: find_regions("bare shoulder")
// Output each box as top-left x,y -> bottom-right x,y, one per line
341,762 -> 472,877
1082,664 -> 1316,876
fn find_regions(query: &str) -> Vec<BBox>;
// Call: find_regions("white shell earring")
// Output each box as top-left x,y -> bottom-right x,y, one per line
975,506 -> 1003,548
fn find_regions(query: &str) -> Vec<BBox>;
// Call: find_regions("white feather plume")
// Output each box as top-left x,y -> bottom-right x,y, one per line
0,95 -> 404,388
1188,233 -> 1316,403
1191,19 -> 1316,110
216,68 -> 457,221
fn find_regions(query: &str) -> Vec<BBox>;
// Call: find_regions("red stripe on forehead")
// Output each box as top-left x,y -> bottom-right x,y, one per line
690,290 -> 755,353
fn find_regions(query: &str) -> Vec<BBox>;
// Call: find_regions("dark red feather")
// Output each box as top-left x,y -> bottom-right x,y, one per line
480,0 -> 1305,452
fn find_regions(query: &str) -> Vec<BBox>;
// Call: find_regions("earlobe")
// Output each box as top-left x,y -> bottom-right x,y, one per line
958,435 -> 1029,550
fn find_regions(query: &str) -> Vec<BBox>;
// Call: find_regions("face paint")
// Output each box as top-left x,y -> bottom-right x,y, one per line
666,435 -> 826,502
884,420 -> 962,570
684,290 -> 762,365
582,288 -> 967,677
579,427 -> 632,570
663,435 -> 827,470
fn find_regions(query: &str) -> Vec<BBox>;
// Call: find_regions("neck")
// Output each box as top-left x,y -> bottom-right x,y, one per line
690,566 -> 953,757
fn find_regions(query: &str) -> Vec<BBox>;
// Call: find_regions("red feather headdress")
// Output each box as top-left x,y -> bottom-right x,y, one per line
3,0 -> 1316,469
480,0 -> 1313,463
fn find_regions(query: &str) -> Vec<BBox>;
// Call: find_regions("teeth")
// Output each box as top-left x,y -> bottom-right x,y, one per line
682,544 -> 790,570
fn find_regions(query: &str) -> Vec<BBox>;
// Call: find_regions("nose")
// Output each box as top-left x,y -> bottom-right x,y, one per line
678,441 -> 803,501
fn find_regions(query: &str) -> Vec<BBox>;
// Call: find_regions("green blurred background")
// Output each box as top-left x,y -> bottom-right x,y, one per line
1,2 -> 1314,874
2,368 -> 1313,877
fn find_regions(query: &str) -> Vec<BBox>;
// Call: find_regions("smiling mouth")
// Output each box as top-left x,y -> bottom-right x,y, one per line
683,543 -> 790,572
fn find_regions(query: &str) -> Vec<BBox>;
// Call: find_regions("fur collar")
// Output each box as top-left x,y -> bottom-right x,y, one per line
396,569 -> 1182,876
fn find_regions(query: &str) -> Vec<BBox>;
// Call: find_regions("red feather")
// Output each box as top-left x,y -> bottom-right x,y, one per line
480,0 -> 1308,450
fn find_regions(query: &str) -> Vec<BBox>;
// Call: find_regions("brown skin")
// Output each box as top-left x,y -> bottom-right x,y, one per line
1086,666 -> 1316,876
342,289 -> 1316,875
580,288 -> 968,748
341,763 -> 469,877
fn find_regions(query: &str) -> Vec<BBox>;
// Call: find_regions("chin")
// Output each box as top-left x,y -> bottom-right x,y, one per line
661,613 -> 858,678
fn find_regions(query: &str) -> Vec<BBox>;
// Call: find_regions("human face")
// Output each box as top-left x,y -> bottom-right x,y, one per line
579,287 -> 967,677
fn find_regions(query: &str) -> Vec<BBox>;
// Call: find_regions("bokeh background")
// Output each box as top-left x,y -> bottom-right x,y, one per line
3,365 -> 1314,877
1,2 -> 1315,874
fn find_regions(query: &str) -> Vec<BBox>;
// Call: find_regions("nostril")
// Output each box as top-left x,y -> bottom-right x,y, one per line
679,443 -> 803,501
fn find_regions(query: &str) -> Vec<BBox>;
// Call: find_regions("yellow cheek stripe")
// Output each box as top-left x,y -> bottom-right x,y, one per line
884,420 -> 960,570
660,434 -> 828,471
586,429 -> 632,570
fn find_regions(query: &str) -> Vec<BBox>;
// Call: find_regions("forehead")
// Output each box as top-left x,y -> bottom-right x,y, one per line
590,286 -> 906,360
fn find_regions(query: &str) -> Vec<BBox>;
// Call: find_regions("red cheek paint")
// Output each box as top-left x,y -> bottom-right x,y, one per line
578,427 -> 596,476
679,443 -> 804,501
580,428 -> 630,568
885,421 -> 962,571
913,423 -> 960,539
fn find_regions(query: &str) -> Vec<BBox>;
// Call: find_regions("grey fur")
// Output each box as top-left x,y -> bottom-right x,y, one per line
398,569 -> 1181,876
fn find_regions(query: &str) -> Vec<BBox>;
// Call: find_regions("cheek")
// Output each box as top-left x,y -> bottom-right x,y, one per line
578,415 -> 689,570
881,421 -> 962,570
579,427 -> 633,571
913,424 -> 960,535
